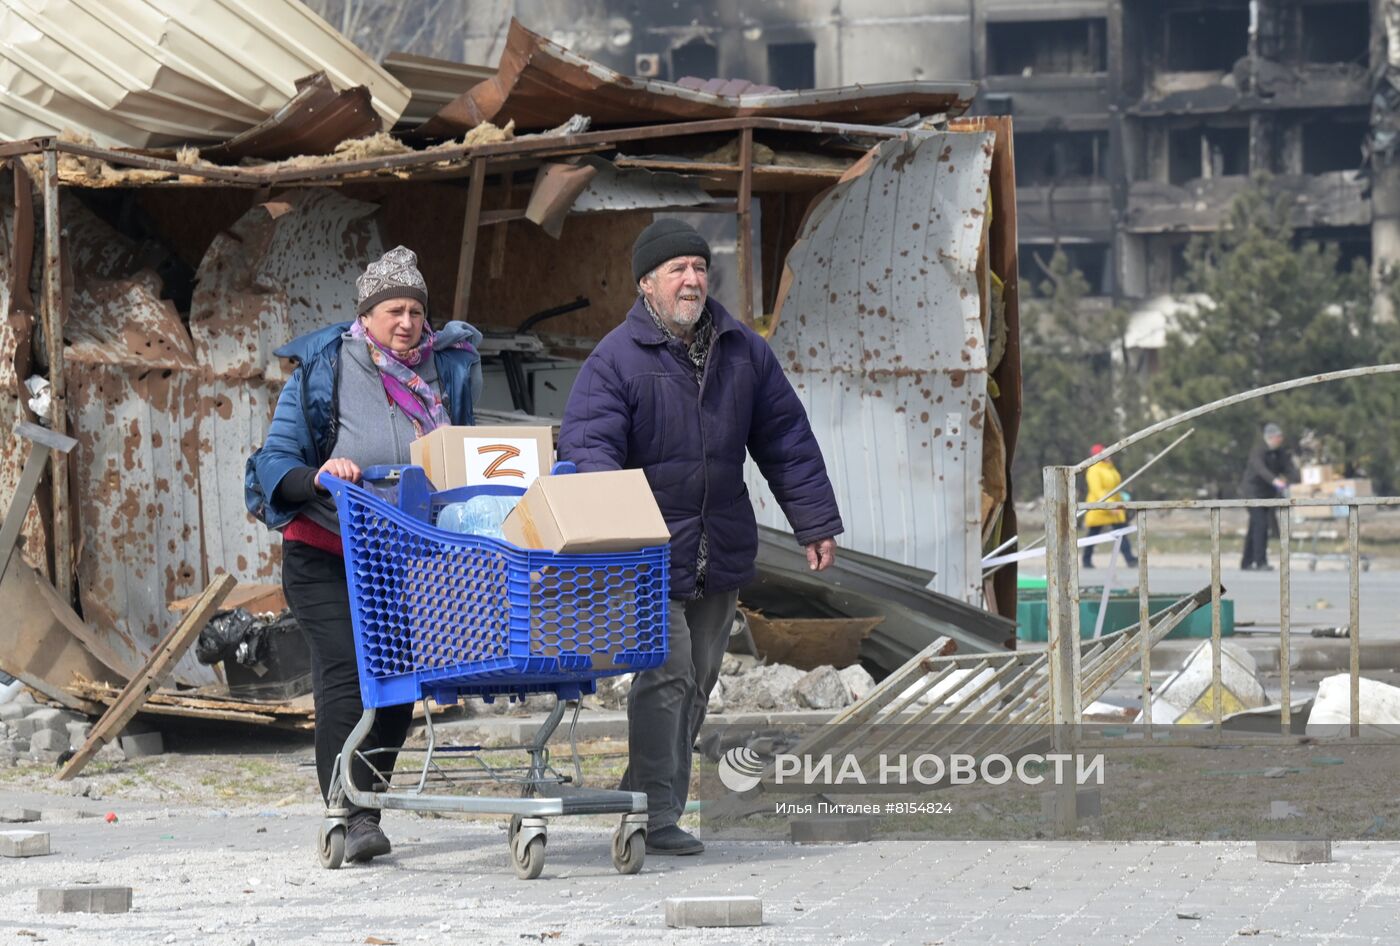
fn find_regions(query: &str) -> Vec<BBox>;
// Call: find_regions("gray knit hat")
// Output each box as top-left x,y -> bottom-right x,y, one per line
356,245 -> 428,315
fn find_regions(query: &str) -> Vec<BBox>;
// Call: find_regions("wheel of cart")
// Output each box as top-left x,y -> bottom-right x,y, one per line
314,464 -> 668,879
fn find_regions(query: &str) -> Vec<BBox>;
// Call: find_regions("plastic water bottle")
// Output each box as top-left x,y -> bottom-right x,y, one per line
436,495 -> 521,539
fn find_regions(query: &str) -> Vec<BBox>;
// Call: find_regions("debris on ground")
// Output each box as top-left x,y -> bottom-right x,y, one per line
1306,674 -> 1400,736
1138,640 -> 1269,724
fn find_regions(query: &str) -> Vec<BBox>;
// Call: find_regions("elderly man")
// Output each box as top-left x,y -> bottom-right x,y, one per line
559,218 -> 843,855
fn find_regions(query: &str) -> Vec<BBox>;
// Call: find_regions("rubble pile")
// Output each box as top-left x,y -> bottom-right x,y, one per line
0,692 -> 121,767
592,654 -> 879,715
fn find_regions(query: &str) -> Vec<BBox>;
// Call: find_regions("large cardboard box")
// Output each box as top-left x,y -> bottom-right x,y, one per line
502,470 -> 670,553
410,426 -> 554,491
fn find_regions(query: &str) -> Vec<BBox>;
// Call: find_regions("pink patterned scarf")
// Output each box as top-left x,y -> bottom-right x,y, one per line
349,321 -> 461,434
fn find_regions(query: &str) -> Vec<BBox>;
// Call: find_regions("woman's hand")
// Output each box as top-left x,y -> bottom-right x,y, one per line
316,457 -> 362,491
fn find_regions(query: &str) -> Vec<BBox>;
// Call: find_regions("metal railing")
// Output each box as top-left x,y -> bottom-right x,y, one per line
1049,486 -> 1400,742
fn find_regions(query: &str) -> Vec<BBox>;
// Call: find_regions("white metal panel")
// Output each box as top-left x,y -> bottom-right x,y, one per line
0,0 -> 409,146
747,130 -> 993,604
189,186 -> 386,589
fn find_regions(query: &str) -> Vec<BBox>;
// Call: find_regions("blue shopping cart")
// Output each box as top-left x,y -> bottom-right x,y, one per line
317,463 -> 669,878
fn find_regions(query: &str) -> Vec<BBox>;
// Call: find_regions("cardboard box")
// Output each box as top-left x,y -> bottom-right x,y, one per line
502,470 -> 670,553
1301,464 -> 1341,486
410,426 -> 554,491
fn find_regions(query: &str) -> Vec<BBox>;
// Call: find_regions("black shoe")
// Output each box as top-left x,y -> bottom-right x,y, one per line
645,824 -> 704,856
345,810 -> 391,863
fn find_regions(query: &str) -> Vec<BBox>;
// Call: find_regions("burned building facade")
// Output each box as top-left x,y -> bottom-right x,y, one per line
479,0 -> 1376,311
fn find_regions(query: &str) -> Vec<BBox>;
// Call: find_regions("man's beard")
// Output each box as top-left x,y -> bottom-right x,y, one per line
656,292 -> 705,328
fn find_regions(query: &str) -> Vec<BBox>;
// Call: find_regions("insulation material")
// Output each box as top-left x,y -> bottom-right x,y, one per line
0,0 -> 409,148
189,187 -> 386,586
748,130 -> 995,605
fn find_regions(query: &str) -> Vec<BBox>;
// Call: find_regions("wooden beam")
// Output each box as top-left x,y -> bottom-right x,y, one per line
451,159 -> 487,324
40,151 -> 72,605
736,127 -> 756,327
58,573 -> 236,780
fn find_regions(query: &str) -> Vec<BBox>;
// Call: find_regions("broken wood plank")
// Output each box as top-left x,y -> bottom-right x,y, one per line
168,582 -> 285,616
58,574 -> 236,781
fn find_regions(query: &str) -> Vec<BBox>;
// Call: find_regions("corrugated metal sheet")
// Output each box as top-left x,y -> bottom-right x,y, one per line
415,19 -> 975,136
60,220 -> 211,685
189,187 -> 386,586
747,130 -> 995,605
197,73 -> 380,165
0,0 -> 409,147
382,52 -> 494,128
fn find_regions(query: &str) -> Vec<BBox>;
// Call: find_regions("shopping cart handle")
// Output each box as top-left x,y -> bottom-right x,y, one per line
550,460 -> 577,475
362,464 -> 408,483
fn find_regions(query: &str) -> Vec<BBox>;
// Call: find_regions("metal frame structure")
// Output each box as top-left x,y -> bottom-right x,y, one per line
1042,365 -> 1400,827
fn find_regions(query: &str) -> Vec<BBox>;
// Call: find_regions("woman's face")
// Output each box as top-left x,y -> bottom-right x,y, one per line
361,297 -> 426,353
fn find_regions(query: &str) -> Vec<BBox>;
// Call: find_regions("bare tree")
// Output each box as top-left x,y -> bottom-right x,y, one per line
302,0 -> 466,61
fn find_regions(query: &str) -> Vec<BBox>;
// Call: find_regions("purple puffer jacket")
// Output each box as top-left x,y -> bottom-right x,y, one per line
559,297 -> 843,599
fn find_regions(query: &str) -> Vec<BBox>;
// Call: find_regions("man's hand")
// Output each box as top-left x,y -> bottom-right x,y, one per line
805,537 -> 837,572
316,457 -> 362,491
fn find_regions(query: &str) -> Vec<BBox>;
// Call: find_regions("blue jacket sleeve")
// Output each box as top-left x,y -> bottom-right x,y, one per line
246,367 -> 319,528
558,349 -> 630,472
746,338 -> 844,546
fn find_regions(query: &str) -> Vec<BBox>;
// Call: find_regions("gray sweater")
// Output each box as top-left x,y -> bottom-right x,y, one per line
298,334 -> 441,534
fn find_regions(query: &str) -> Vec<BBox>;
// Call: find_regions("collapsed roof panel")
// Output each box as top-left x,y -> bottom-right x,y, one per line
413,19 -> 975,137
0,0 -> 409,148
382,52 -> 495,129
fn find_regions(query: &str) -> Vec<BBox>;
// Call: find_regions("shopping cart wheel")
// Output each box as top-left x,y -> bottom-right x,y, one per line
318,822 -> 345,870
513,836 -> 546,880
612,828 -> 645,875
508,814 -> 522,845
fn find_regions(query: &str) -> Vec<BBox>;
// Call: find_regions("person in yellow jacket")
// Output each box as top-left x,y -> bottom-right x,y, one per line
1083,444 -> 1138,569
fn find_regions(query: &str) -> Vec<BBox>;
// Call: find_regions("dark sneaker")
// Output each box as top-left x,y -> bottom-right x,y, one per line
345,811 -> 391,863
645,824 -> 704,856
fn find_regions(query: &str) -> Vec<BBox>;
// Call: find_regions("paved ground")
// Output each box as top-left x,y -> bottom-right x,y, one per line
3,788 -> 1399,945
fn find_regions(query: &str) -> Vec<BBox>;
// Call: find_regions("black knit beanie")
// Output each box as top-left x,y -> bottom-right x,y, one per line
632,218 -> 711,283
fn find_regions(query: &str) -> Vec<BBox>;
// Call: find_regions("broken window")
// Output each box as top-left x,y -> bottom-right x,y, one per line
767,41 -> 815,89
1168,126 -> 1249,184
1165,8 -> 1249,71
1015,132 -> 1109,186
1302,118 -> 1366,173
1296,227 -> 1371,272
1025,242 -> 1111,297
1300,2 -> 1369,64
671,39 -> 718,81
986,18 -> 1107,76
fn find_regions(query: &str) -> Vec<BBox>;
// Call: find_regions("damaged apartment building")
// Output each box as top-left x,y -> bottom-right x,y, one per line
490,0 -> 1377,336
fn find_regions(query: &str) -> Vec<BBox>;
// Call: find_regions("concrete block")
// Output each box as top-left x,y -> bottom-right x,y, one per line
0,830 -> 50,857
11,717 -> 37,739
1257,839 -> 1332,864
27,707 -> 77,734
119,731 -> 163,758
37,886 -> 131,913
0,807 -> 40,823
1267,801 -> 1304,821
789,815 -> 875,844
13,690 -> 35,705
664,896 -> 763,928
1041,788 -> 1102,821
66,721 -> 92,744
0,702 -> 25,722
30,729 -> 69,752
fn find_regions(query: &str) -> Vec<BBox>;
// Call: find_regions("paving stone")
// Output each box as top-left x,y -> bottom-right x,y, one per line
66,721 -> 92,743
119,731 -> 164,758
790,815 -> 875,844
0,830 -> 50,857
0,702 -> 25,722
664,896 -> 762,928
1257,839 -> 1332,864
0,807 -> 40,823
27,707 -> 77,734
11,717 -> 37,739
37,886 -> 131,913
1040,788 -> 1102,821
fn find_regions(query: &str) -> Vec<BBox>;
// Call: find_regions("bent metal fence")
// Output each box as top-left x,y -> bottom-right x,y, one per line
1042,364 -> 1400,826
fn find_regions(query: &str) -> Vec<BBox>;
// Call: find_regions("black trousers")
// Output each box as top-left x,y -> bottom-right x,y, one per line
281,541 -> 413,807
1241,507 -> 1273,568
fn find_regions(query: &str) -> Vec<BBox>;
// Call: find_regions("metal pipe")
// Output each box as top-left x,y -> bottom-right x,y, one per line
1280,512 -> 1291,734
1210,508 -> 1222,735
1350,505 -> 1361,738
1084,496 -> 1400,510
1138,510 -> 1152,731
1074,365 -> 1400,474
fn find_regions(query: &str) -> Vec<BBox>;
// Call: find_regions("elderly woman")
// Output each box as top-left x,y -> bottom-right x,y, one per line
246,246 -> 481,863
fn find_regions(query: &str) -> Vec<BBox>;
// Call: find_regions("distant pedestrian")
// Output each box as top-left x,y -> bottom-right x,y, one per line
1239,422 -> 1297,571
1083,444 -> 1138,569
